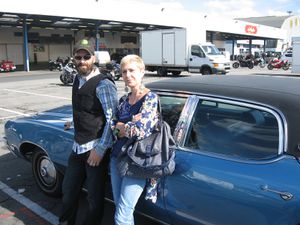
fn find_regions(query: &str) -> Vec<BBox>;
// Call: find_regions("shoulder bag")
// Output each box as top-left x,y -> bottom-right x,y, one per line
117,97 -> 176,179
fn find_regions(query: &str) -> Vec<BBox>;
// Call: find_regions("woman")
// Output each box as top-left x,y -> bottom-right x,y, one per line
110,54 -> 159,225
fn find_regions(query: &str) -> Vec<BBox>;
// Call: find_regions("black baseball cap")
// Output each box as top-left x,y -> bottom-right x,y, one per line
73,39 -> 95,55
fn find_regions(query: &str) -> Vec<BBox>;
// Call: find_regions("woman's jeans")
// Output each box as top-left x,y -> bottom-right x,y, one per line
110,157 -> 146,225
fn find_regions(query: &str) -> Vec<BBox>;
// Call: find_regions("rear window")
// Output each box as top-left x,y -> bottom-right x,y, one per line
184,99 -> 279,160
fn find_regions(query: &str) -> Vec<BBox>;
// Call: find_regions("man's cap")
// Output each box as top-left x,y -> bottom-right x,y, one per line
73,39 -> 95,55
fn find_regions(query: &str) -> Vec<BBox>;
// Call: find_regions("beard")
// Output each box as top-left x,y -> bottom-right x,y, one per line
76,62 -> 94,76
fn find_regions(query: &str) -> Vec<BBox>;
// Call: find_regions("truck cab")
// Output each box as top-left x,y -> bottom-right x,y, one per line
200,43 -> 231,74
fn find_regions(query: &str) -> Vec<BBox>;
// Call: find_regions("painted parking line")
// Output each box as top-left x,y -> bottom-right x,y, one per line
0,107 -> 31,117
0,181 -> 59,224
0,107 -> 32,120
3,89 -> 71,100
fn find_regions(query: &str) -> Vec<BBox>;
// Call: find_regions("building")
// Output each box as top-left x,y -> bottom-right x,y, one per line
0,0 -> 287,71
238,15 -> 300,51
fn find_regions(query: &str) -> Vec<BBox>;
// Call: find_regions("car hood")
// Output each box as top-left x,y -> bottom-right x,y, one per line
21,105 -> 73,130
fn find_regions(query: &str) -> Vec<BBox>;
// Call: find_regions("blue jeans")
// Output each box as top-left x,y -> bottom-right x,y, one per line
60,151 -> 109,225
110,157 -> 146,225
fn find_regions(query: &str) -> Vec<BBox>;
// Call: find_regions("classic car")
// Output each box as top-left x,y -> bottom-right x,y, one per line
0,60 -> 16,72
4,75 -> 300,225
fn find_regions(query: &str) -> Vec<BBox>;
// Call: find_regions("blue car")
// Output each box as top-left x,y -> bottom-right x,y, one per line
4,75 -> 300,225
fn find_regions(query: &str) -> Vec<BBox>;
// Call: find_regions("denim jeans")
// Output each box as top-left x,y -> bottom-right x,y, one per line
110,157 -> 146,225
60,151 -> 109,225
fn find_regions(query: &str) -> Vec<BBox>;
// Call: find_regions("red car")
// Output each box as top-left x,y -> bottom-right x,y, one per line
0,60 -> 16,72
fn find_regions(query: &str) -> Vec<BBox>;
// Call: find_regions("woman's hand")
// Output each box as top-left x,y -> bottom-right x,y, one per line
115,122 -> 126,138
132,113 -> 141,122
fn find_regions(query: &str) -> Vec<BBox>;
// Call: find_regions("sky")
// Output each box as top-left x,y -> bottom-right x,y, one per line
130,0 -> 300,19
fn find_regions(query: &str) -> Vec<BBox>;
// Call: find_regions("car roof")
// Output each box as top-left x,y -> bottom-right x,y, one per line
147,75 -> 300,157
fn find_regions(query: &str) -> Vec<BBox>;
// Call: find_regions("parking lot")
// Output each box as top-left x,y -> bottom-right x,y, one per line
0,67 -> 298,225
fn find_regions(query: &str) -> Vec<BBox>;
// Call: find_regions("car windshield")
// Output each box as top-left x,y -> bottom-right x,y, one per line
202,45 -> 222,55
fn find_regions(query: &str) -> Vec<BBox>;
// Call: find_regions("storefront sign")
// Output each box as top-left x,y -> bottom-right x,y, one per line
245,25 -> 257,34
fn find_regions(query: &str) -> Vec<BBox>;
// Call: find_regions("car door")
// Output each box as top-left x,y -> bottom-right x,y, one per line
163,95 -> 300,225
188,45 -> 212,73
135,94 -> 188,224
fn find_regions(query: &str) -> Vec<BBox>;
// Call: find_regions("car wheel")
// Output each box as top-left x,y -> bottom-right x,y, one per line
32,150 -> 63,197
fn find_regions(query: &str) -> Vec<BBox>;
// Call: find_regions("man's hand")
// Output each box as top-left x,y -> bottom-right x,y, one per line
87,149 -> 102,167
64,121 -> 72,130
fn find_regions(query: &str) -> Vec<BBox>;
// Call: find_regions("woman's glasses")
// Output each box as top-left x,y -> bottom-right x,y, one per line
74,54 -> 92,61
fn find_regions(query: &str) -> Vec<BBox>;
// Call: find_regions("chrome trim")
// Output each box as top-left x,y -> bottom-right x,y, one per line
19,140 -> 51,159
152,90 -> 287,161
189,95 -> 286,155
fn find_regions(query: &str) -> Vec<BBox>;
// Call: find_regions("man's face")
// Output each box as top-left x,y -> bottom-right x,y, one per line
74,49 -> 95,76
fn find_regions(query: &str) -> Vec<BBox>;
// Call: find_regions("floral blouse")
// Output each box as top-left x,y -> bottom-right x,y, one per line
111,91 -> 159,157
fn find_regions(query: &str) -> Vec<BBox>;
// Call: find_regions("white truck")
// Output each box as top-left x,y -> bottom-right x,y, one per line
140,28 -> 230,76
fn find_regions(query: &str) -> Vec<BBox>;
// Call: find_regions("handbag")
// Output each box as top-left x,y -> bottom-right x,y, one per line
117,98 -> 176,179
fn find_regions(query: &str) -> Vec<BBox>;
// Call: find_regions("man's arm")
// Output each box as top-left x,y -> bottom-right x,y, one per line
95,79 -> 118,157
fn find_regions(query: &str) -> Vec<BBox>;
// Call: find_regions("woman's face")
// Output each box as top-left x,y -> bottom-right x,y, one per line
122,61 -> 144,89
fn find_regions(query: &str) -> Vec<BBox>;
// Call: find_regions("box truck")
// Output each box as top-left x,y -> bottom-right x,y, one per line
140,28 -> 230,76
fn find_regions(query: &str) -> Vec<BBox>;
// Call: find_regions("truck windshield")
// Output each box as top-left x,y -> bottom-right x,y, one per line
202,45 -> 222,55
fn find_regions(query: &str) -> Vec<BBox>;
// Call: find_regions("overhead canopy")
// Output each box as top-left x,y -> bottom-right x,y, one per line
0,12 -> 176,33
0,0 -> 287,41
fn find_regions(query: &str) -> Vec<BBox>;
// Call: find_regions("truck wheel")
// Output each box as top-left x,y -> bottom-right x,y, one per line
201,67 -> 211,75
171,71 -> 181,76
157,67 -> 167,76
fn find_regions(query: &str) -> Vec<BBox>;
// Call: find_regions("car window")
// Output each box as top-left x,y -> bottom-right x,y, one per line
160,96 -> 187,133
184,99 -> 279,160
191,45 -> 205,58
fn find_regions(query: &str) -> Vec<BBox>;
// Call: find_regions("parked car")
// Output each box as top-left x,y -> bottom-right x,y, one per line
4,75 -> 300,225
0,60 -> 16,72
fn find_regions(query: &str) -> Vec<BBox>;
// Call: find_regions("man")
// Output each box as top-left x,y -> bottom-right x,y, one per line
59,39 -> 118,225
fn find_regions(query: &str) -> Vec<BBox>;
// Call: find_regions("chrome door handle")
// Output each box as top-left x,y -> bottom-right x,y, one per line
261,185 -> 293,201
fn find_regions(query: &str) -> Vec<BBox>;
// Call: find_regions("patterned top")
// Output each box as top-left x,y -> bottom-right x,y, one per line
111,91 -> 159,157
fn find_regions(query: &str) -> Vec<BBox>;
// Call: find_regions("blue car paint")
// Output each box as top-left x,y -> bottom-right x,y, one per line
164,150 -> 300,225
4,105 -> 171,224
5,93 -> 300,225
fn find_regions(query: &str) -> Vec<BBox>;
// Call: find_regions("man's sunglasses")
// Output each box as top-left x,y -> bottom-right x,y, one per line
74,54 -> 92,61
